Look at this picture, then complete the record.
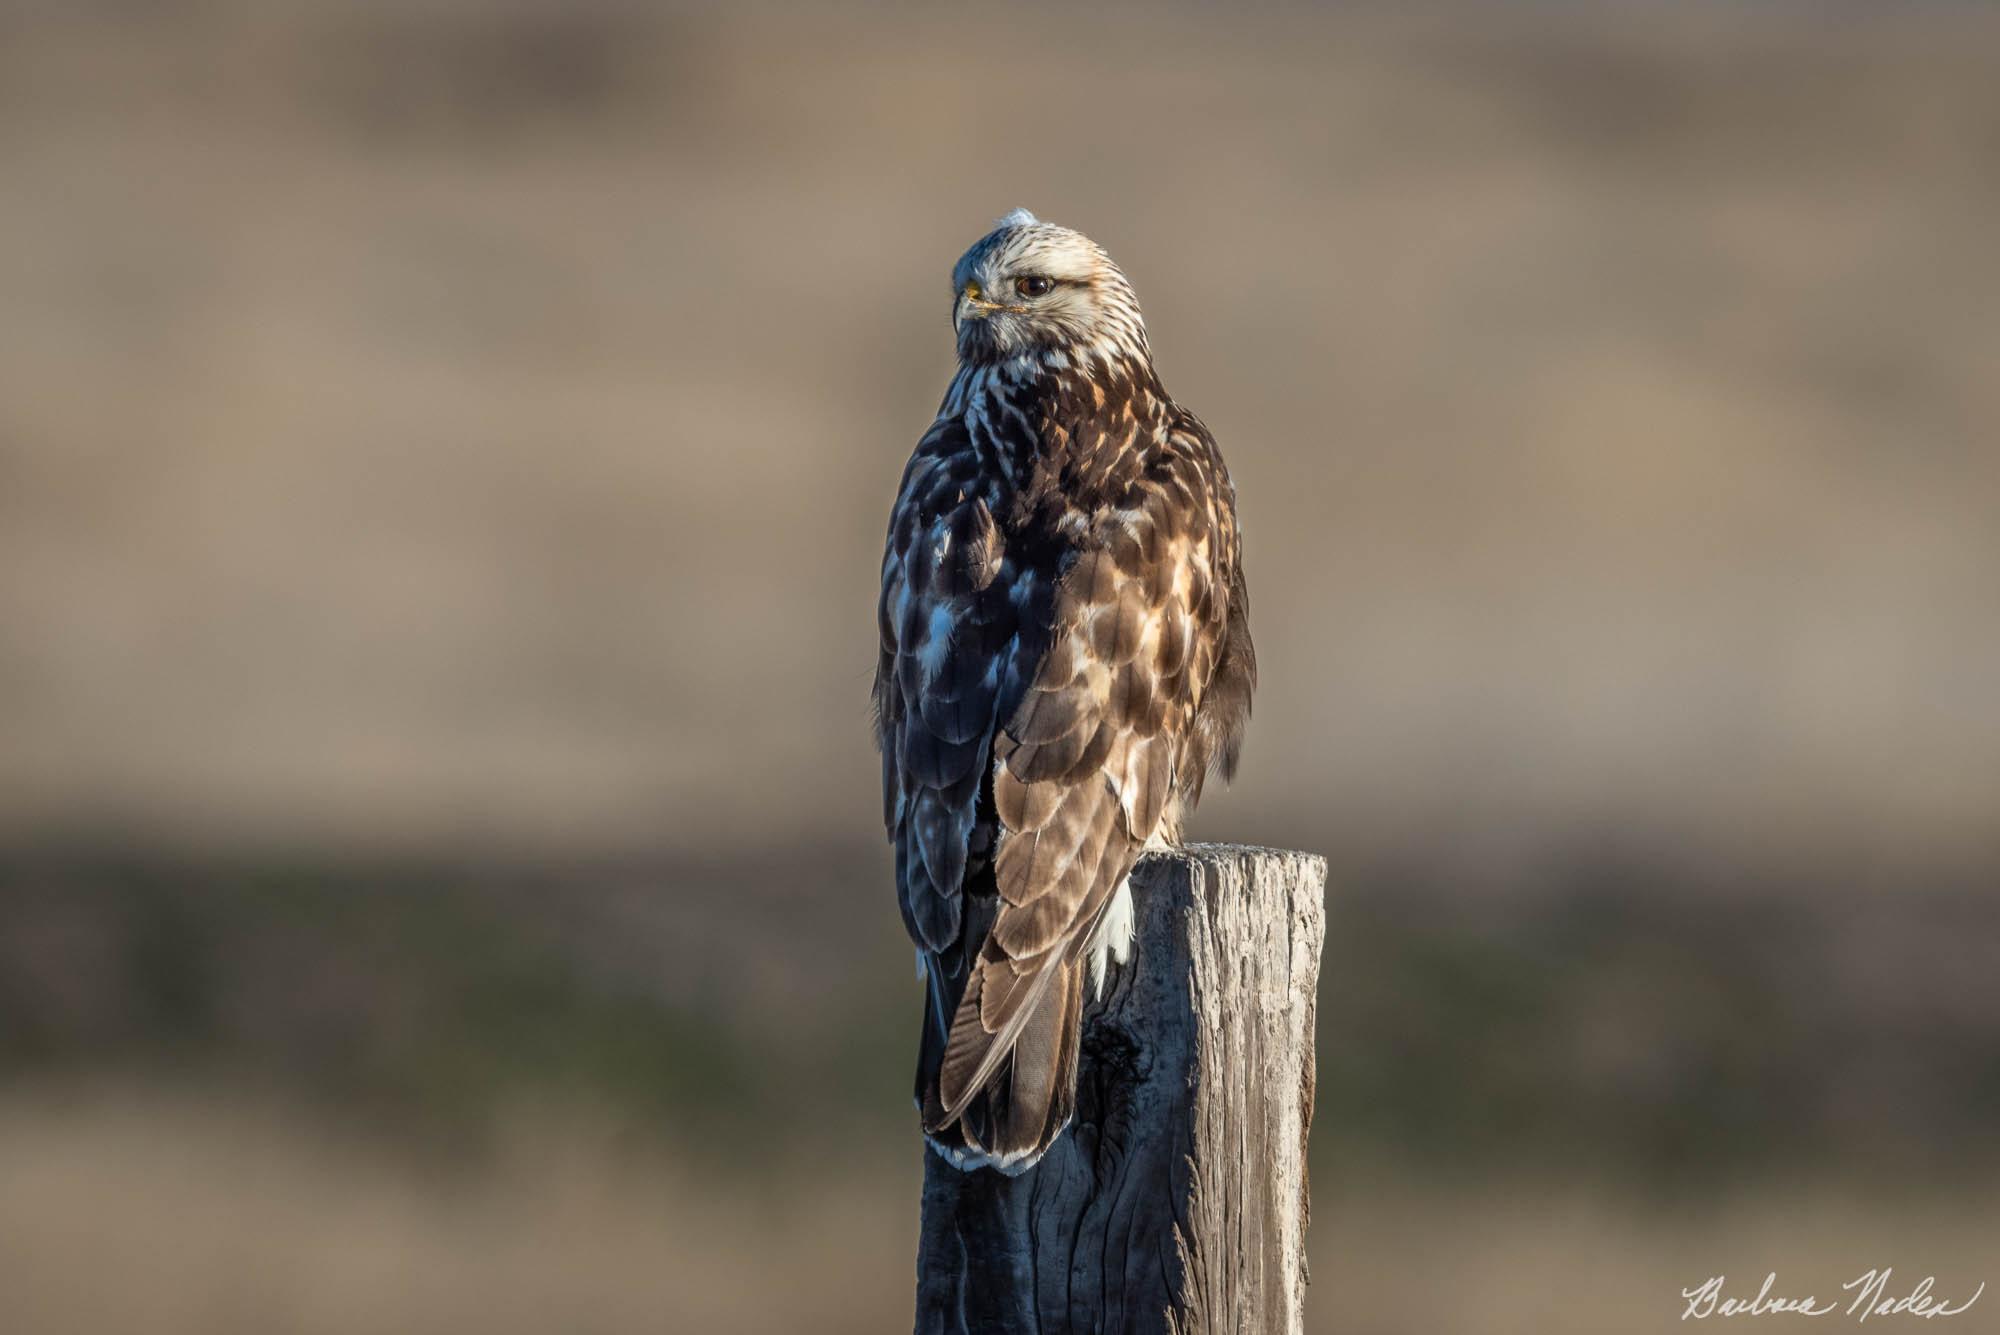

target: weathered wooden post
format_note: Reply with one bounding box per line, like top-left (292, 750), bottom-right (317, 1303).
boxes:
top-left (915, 843), bottom-right (1327, 1335)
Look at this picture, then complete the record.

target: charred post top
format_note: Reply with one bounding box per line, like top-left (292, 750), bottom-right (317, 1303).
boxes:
top-left (914, 844), bottom-right (1327, 1335)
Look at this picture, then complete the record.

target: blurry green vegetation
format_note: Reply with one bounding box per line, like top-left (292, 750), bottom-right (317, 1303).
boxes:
top-left (0, 854), bottom-right (774, 1154)
top-left (5, 847), bottom-right (1994, 1193)
top-left (1319, 873), bottom-right (2000, 1192)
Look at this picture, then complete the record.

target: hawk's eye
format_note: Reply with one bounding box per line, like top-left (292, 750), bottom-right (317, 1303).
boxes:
top-left (1015, 276), bottom-right (1054, 299)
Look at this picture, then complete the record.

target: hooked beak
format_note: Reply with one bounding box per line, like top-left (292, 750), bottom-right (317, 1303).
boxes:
top-left (959, 279), bottom-right (1006, 321)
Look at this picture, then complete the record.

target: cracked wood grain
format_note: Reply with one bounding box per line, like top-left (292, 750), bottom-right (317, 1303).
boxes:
top-left (914, 844), bottom-right (1327, 1335)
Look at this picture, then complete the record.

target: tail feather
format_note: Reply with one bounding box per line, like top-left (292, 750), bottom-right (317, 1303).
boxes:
top-left (917, 856), bottom-right (1131, 1175)
top-left (919, 958), bottom-right (1084, 1175)
top-left (914, 893), bottom-right (992, 1124)
top-left (1011, 958), bottom-right (1083, 1153)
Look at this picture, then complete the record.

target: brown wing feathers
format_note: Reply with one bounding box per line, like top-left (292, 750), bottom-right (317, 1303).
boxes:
top-left (878, 371), bottom-right (1249, 1170)
top-left (933, 489), bottom-right (1209, 1142)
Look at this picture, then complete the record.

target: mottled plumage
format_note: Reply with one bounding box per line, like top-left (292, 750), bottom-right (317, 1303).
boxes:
top-left (874, 211), bottom-right (1254, 1173)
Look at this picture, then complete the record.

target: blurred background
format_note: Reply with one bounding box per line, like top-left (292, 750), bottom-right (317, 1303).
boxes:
top-left (3, 2), bottom-right (1998, 1331)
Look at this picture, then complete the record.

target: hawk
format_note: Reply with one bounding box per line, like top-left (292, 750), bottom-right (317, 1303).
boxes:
top-left (874, 210), bottom-right (1255, 1173)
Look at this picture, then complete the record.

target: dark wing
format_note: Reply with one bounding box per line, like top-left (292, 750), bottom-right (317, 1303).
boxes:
top-left (935, 423), bottom-right (1243, 1127)
top-left (873, 418), bottom-right (1042, 1006)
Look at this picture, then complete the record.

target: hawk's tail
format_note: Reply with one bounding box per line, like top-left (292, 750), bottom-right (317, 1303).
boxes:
top-left (916, 954), bottom-right (1083, 1177)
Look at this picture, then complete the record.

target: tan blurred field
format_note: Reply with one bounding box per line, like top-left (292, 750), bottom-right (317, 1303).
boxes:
top-left (3, 1087), bottom-right (1994, 1335)
top-left (4, 2), bottom-right (1998, 878)
top-left (3, 4), bottom-right (1998, 1332)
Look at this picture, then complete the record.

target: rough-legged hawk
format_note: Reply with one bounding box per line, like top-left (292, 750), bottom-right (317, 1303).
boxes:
top-left (874, 210), bottom-right (1255, 1173)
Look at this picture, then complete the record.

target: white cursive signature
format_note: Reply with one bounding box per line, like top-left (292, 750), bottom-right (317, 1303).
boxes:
top-left (1682, 1270), bottom-right (1985, 1322)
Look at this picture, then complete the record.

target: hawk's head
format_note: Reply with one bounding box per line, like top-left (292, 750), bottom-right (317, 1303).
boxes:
top-left (950, 210), bottom-right (1149, 368)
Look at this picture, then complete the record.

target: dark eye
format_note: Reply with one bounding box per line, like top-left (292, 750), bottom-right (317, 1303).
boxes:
top-left (1015, 276), bottom-right (1054, 298)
